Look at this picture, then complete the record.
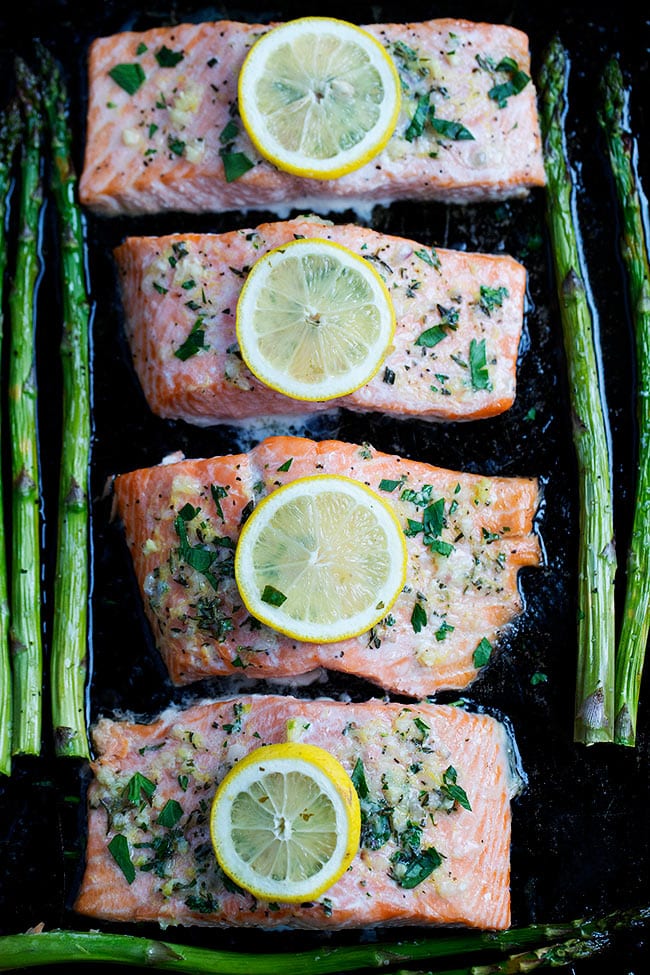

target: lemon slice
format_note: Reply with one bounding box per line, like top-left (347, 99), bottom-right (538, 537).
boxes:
top-left (236, 238), bottom-right (395, 402)
top-left (234, 474), bottom-right (407, 642)
top-left (238, 16), bottom-right (401, 179)
top-left (210, 742), bottom-right (361, 903)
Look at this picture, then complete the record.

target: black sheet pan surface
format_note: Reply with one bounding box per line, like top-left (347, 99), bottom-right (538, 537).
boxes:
top-left (0, 2), bottom-right (648, 973)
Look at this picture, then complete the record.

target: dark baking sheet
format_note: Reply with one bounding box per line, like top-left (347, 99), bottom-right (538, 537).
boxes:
top-left (0, 2), bottom-right (649, 973)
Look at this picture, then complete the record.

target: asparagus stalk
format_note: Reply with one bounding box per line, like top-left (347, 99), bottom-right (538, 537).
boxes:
top-left (0, 99), bottom-right (21, 776)
top-left (8, 58), bottom-right (45, 757)
top-left (598, 57), bottom-right (650, 747)
top-left (0, 905), bottom-right (646, 973)
top-left (538, 37), bottom-right (617, 744)
top-left (38, 43), bottom-right (92, 759)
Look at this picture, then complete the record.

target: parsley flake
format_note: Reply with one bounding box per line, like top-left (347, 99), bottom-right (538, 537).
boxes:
top-left (108, 63), bottom-right (145, 95)
top-left (405, 93), bottom-right (430, 142)
top-left (157, 799), bottom-right (183, 828)
top-left (488, 57), bottom-right (531, 108)
top-left (469, 338), bottom-right (491, 391)
top-left (411, 601), bottom-right (427, 633)
top-left (261, 585), bottom-right (287, 607)
top-left (220, 149), bottom-right (254, 183)
top-left (174, 319), bottom-right (206, 361)
top-left (473, 636), bottom-right (493, 668)
top-left (155, 46), bottom-right (184, 68)
top-left (479, 284), bottom-right (509, 316)
top-left (108, 834), bottom-right (135, 884)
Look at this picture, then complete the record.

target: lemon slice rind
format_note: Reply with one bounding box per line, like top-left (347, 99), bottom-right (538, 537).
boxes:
top-left (234, 474), bottom-right (407, 643)
top-left (238, 16), bottom-right (401, 180)
top-left (236, 237), bottom-right (396, 402)
top-left (210, 742), bottom-right (361, 903)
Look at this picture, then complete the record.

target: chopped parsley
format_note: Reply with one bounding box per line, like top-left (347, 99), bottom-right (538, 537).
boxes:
top-left (435, 620), bottom-right (455, 641)
top-left (108, 834), bottom-right (135, 884)
top-left (174, 319), bottom-right (206, 360)
top-left (220, 149), bottom-right (255, 183)
top-left (276, 458), bottom-right (293, 472)
top-left (441, 765), bottom-right (472, 811)
top-left (401, 484), bottom-right (434, 506)
top-left (469, 338), bottom-right (491, 391)
top-left (411, 601), bottom-right (427, 633)
top-left (416, 305), bottom-right (459, 348)
top-left (423, 497), bottom-right (445, 538)
top-left (429, 538), bottom-right (454, 557)
top-left (351, 759), bottom-right (392, 850)
top-left (125, 771), bottom-right (156, 806)
top-left (174, 509), bottom-right (221, 588)
top-left (185, 891), bottom-right (219, 913)
top-left (430, 112), bottom-right (474, 141)
top-left (479, 284), bottom-right (509, 316)
top-left (261, 585), bottom-right (286, 607)
top-left (473, 636), bottom-right (493, 668)
top-left (168, 136), bottom-right (186, 157)
top-left (404, 91), bottom-right (474, 142)
top-left (210, 484), bottom-right (229, 521)
top-left (223, 702), bottom-right (245, 734)
top-left (390, 823), bottom-right (443, 889)
top-left (488, 57), bottom-right (531, 108)
top-left (414, 248), bottom-right (440, 269)
top-left (192, 596), bottom-right (235, 641)
top-left (415, 324), bottom-right (447, 348)
top-left (378, 477), bottom-right (405, 493)
top-left (219, 119), bottom-right (240, 144)
top-left (155, 46), bottom-right (184, 68)
top-left (157, 799), bottom-right (183, 828)
top-left (108, 63), bottom-right (146, 95)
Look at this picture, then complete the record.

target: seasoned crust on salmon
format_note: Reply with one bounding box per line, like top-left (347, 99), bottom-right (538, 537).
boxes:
top-left (74, 695), bottom-right (521, 930)
top-left (114, 218), bottom-right (528, 426)
top-left (80, 18), bottom-right (545, 216)
top-left (111, 435), bottom-right (542, 695)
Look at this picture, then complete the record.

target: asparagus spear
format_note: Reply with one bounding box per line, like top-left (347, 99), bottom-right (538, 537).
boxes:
top-left (538, 37), bottom-right (617, 744)
top-left (38, 43), bottom-right (92, 760)
top-left (8, 58), bottom-right (45, 757)
top-left (0, 99), bottom-right (21, 776)
top-left (598, 57), bottom-right (650, 747)
top-left (0, 904), bottom-right (647, 973)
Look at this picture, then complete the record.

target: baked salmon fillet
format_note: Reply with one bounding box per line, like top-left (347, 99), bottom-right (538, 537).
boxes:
top-left (74, 694), bottom-right (521, 930)
top-left (79, 18), bottom-right (545, 216)
top-left (111, 435), bottom-right (542, 695)
top-left (114, 217), bottom-right (528, 426)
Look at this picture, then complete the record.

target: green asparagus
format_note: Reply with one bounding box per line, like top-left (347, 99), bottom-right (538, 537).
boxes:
top-left (8, 59), bottom-right (45, 757)
top-left (0, 99), bottom-right (21, 776)
top-left (538, 37), bottom-right (617, 744)
top-left (0, 905), bottom-right (646, 973)
top-left (38, 43), bottom-right (92, 759)
top-left (598, 57), bottom-right (650, 747)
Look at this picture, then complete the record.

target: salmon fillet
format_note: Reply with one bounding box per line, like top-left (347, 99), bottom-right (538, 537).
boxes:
top-left (74, 694), bottom-right (521, 930)
top-left (111, 435), bottom-right (542, 695)
top-left (79, 18), bottom-right (545, 216)
top-left (114, 217), bottom-right (527, 426)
